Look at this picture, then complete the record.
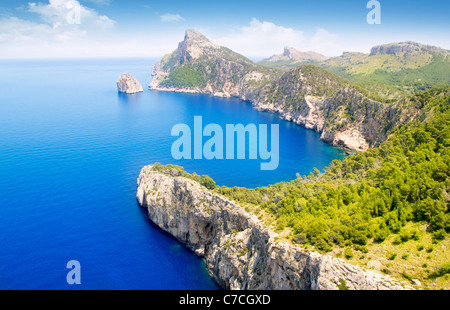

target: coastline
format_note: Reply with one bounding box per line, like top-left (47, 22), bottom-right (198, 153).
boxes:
top-left (136, 165), bottom-right (411, 290)
top-left (148, 84), bottom-right (368, 153)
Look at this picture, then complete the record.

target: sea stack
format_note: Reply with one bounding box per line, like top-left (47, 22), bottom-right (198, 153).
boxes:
top-left (117, 73), bottom-right (143, 94)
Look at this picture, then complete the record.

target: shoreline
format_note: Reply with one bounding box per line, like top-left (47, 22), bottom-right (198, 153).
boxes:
top-left (148, 85), bottom-right (363, 153)
top-left (136, 165), bottom-right (411, 290)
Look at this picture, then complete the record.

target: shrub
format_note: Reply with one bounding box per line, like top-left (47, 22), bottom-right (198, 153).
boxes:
top-left (200, 175), bottom-right (216, 190)
top-left (393, 236), bottom-right (402, 245)
top-left (387, 252), bottom-right (397, 260)
top-left (432, 229), bottom-right (446, 242)
top-left (354, 245), bottom-right (368, 253)
top-left (429, 263), bottom-right (450, 278)
top-left (344, 248), bottom-right (354, 259)
top-left (374, 229), bottom-right (389, 242)
top-left (411, 230), bottom-right (421, 241)
top-left (337, 278), bottom-right (348, 290)
top-left (400, 230), bottom-right (411, 242)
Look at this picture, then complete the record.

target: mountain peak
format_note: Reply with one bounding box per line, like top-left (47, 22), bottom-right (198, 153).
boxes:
top-left (176, 29), bottom-right (218, 61)
top-left (264, 47), bottom-right (328, 63)
top-left (184, 29), bottom-right (210, 44)
top-left (370, 41), bottom-right (449, 57)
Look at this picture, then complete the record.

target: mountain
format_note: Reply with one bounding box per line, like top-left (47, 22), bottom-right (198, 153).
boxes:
top-left (150, 29), bottom-right (280, 100)
top-left (322, 42), bottom-right (450, 98)
top-left (136, 164), bottom-right (409, 290)
top-left (146, 30), bottom-right (450, 290)
top-left (150, 30), bottom-right (445, 152)
top-left (259, 47), bottom-right (329, 69)
top-left (256, 41), bottom-right (450, 100)
top-left (139, 86), bottom-right (450, 290)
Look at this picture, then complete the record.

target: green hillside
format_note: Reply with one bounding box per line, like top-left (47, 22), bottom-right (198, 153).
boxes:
top-left (258, 42), bottom-right (450, 100)
top-left (217, 87), bottom-right (450, 289)
top-left (160, 87), bottom-right (449, 289)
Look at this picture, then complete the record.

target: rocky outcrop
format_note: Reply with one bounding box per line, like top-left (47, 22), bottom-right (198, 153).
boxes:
top-left (137, 166), bottom-right (410, 290)
top-left (117, 73), bottom-right (143, 94)
top-left (149, 30), bottom-right (404, 152)
top-left (149, 29), bottom-right (276, 100)
top-left (370, 41), bottom-right (450, 57)
top-left (149, 30), bottom-right (429, 152)
top-left (264, 47), bottom-right (329, 63)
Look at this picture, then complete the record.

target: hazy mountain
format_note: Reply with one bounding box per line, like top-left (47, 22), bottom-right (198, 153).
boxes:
top-left (259, 47), bottom-right (329, 69)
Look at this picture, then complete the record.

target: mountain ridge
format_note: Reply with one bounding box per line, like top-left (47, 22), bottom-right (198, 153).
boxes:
top-left (259, 41), bottom-right (450, 99)
top-left (260, 47), bottom-right (329, 68)
top-left (149, 30), bottom-right (423, 152)
top-left (149, 30), bottom-right (449, 151)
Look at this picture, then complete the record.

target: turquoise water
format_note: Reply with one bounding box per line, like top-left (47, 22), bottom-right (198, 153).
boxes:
top-left (0, 58), bottom-right (346, 289)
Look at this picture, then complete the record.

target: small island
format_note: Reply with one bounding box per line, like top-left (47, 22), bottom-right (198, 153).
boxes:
top-left (117, 73), bottom-right (143, 94)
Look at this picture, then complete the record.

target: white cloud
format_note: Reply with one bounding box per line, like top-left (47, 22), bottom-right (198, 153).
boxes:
top-left (0, 14), bottom-right (182, 58)
top-left (84, 0), bottom-right (111, 7)
top-left (0, 0), bottom-right (125, 58)
top-left (215, 18), bottom-right (304, 58)
top-left (308, 28), bottom-right (339, 56)
top-left (27, 0), bottom-right (115, 29)
top-left (160, 14), bottom-right (185, 22)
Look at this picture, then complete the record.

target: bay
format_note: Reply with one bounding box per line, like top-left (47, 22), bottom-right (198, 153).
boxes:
top-left (0, 58), bottom-right (345, 289)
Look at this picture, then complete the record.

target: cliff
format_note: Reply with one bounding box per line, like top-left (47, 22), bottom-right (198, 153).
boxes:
top-left (117, 73), bottom-right (143, 94)
top-left (261, 47), bottom-right (329, 65)
top-left (149, 30), bottom-right (424, 152)
top-left (136, 165), bottom-right (410, 290)
top-left (369, 41), bottom-right (450, 57)
top-left (150, 29), bottom-right (278, 100)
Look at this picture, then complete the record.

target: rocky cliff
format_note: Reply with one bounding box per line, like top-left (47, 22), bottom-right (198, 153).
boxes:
top-left (263, 47), bottom-right (329, 63)
top-left (149, 30), bottom-right (423, 152)
top-left (370, 41), bottom-right (450, 57)
top-left (150, 29), bottom-right (278, 100)
top-left (117, 73), bottom-right (143, 94)
top-left (136, 165), bottom-right (409, 290)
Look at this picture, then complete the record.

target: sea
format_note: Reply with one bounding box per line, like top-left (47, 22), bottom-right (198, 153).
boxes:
top-left (0, 58), bottom-right (346, 289)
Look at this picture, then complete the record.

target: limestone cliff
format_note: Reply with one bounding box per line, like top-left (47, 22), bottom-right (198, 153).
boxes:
top-left (117, 73), bottom-right (143, 94)
top-left (262, 47), bottom-right (329, 64)
top-left (369, 41), bottom-right (450, 57)
top-left (149, 30), bottom-right (422, 152)
top-left (136, 165), bottom-right (410, 290)
top-left (150, 29), bottom-right (278, 100)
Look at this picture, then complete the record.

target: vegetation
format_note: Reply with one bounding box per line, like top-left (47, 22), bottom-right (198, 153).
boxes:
top-left (429, 263), bottom-right (450, 279)
top-left (151, 163), bottom-right (216, 190)
top-left (214, 87), bottom-right (449, 250)
top-left (160, 64), bottom-right (207, 88)
top-left (150, 87), bottom-right (449, 288)
top-left (259, 47), bottom-right (450, 101)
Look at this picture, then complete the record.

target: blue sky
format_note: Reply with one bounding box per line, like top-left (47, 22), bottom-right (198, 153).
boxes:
top-left (0, 0), bottom-right (449, 59)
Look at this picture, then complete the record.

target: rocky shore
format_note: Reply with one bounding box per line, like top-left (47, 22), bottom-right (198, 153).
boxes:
top-left (136, 165), bottom-right (410, 290)
top-left (148, 30), bottom-right (408, 152)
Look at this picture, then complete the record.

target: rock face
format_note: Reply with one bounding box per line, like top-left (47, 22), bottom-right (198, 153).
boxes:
top-left (136, 166), bottom-right (409, 290)
top-left (264, 47), bottom-right (329, 63)
top-left (151, 31), bottom-right (446, 152)
top-left (370, 41), bottom-right (450, 57)
top-left (149, 29), bottom-right (276, 100)
top-left (149, 30), bottom-right (423, 152)
top-left (117, 73), bottom-right (143, 94)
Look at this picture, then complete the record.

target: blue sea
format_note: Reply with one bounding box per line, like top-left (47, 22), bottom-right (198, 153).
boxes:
top-left (0, 58), bottom-right (346, 289)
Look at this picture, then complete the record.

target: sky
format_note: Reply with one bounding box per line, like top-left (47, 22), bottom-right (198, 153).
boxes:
top-left (0, 0), bottom-right (449, 59)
